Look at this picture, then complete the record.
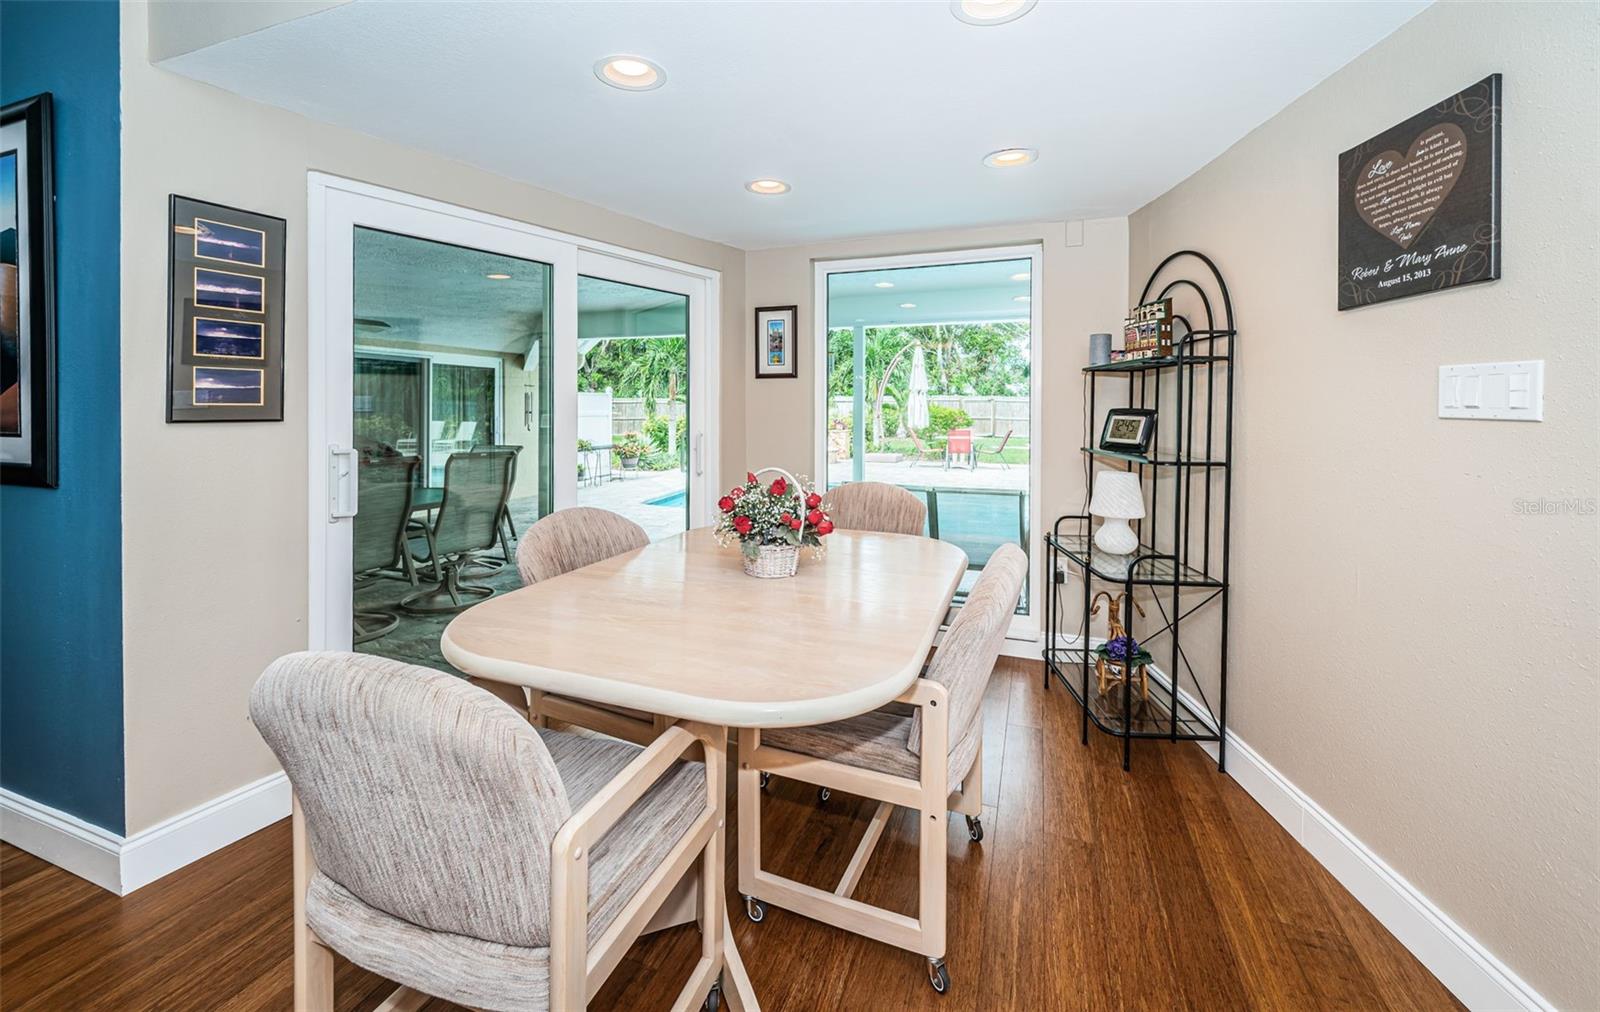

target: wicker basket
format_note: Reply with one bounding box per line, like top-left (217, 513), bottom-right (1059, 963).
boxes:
top-left (743, 543), bottom-right (800, 579)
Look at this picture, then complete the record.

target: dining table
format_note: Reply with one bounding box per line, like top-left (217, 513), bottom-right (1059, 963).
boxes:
top-left (440, 526), bottom-right (968, 1011)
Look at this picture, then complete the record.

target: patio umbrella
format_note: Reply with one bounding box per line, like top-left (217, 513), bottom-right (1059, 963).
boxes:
top-left (907, 345), bottom-right (930, 432)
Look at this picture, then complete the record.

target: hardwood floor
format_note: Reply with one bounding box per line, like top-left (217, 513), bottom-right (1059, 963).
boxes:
top-left (0, 659), bottom-right (1460, 1011)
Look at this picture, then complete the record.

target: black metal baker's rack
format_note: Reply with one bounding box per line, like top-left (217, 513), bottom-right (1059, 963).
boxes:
top-left (1045, 250), bottom-right (1234, 771)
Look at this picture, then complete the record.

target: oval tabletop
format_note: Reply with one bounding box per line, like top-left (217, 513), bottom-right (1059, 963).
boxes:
top-left (441, 528), bottom-right (968, 728)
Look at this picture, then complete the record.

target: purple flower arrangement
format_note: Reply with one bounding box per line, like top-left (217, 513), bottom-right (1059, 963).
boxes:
top-left (1101, 635), bottom-right (1140, 662)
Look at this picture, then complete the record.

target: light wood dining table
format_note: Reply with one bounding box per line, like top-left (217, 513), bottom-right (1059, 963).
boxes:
top-left (441, 526), bottom-right (968, 1011)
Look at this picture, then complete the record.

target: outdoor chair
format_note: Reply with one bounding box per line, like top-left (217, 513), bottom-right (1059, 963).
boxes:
top-left (462, 442), bottom-right (525, 574)
top-left (401, 448), bottom-right (514, 613)
top-left (352, 456), bottom-right (419, 643)
top-left (737, 544), bottom-right (1027, 995)
top-left (977, 429), bottom-right (1015, 470)
top-left (944, 428), bottom-right (976, 470)
top-left (908, 429), bottom-right (945, 467)
top-left (826, 481), bottom-right (928, 537)
top-left (250, 652), bottom-right (725, 1012)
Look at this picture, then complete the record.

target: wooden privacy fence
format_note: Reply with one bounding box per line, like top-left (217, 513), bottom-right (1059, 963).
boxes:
top-left (610, 397), bottom-right (684, 437)
top-left (828, 396), bottom-right (1029, 438)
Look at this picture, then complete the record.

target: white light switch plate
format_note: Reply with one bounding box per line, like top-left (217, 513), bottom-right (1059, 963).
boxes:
top-left (1439, 360), bottom-right (1544, 421)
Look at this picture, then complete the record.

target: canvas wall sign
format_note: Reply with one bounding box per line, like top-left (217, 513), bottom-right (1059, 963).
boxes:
top-left (1337, 74), bottom-right (1502, 310)
top-left (1, 93), bottom-right (57, 487)
top-left (167, 195), bottom-right (286, 421)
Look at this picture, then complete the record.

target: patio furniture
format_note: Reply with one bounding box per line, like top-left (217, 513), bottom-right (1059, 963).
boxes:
top-left (944, 428), bottom-right (976, 471)
top-left (249, 652), bottom-right (725, 1012)
top-left (352, 456), bottom-right (419, 643)
top-left (738, 543), bottom-right (1027, 995)
top-left (401, 449), bottom-right (514, 613)
top-left (514, 508), bottom-right (661, 744)
top-left (464, 442), bottom-right (524, 572)
top-left (827, 481), bottom-right (927, 537)
top-left (908, 429), bottom-right (945, 468)
top-left (977, 429), bottom-right (1014, 470)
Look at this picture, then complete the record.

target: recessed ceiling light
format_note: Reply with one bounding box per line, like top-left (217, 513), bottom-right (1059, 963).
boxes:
top-left (1013, 295), bottom-right (1031, 303)
top-left (745, 178), bottom-right (791, 195)
top-left (1010, 272), bottom-right (1030, 281)
top-left (874, 281), bottom-right (895, 288)
top-left (899, 303), bottom-right (917, 309)
top-left (486, 273), bottom-right (512, 280)
top-left (594, 55), bottom-right (665, 91)
top-left (950, 0), bottom-right (1037, 25)
top-left (984, 147), bottom-right (1037, 168)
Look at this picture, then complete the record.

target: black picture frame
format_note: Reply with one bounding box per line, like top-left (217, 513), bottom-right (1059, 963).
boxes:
top-left (166, 195), bottom-right (286, 421)
top-left (1, 93), bottom-right (58, 488)
top-left (1337, 74), bottom-right (1502, 310)
top-left (753, 305), bottom-right (798, 379)
top-left (1098, 408), bottom-right (1156, 456)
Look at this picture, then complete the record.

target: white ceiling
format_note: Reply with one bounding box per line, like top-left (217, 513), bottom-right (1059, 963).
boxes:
top-left (164, 1), bottom-right (1428, 250)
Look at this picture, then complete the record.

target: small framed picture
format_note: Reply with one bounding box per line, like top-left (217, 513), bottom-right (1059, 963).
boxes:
top-left (167, 195), bottom-right (286, 422)
top-left (1098, 408), bottom-right (1157, 456)
top-left (754, 305), bottom-right (797, 379)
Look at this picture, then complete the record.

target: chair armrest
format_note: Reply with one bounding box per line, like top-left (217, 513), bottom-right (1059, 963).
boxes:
top-left (893, 678), bottom-right (950, 799)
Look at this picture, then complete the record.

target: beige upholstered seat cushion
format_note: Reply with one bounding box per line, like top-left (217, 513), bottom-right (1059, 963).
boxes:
top-left (536, 728), bottom-right (706, 944)
top-left (826, 481), bottom-right (928, 537)
top-left (761, 707), bottom-right (981, 787)
top-left (307, 874), bottom-right (552, 1012)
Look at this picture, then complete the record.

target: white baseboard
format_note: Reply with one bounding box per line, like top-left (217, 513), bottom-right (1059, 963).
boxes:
top-left (1020, 633), bottom-right (1552, 1012)
top-left (1, 772), bottom-right (290, 896)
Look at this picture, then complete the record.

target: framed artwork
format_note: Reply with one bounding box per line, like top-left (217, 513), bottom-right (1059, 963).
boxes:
top-left (1337, 74), bottom-right (1502, 310)
top-left (1, 93), bottom-right (57, 487)
top-left (754, 305), bottom-right (798, 379)
top-left (167, 195), bottom-right (286, 421)
top-left (1098, 408), bottom-right (1156, 456)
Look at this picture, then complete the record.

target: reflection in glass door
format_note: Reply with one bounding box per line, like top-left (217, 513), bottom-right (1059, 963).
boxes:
top-left (575, 274), bottom-right (690, 540)
top-left (349, 226), bottom-right (552, 670)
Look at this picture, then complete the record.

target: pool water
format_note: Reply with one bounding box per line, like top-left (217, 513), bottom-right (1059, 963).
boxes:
top-left (644, 489), bottom-right (687, 508)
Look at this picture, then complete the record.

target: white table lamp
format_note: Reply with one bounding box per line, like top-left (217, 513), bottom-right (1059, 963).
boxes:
top-left (1089, 471), bottom-right (1145, 555)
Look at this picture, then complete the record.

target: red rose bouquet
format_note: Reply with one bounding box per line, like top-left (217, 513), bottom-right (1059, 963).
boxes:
top-left (715, 467), bottom-right (834, 576)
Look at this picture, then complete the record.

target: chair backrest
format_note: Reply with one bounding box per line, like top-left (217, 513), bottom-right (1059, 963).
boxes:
top-left (946, 428), bottom-right (973, 454)
top-left (353, 456), bottom-right (417, 574)
top-left (431, 449), bottom-right (515, 554)
top-left (909, 542), bottom-right (1028, 756)
top-left (249, 652), bottom-right (571, 948)
top-left (455, 420), bottom-right (478, 443)
top-left (517, 506), bottom-right (649, 585)
top-left (993, 429), bottom-right (1014, 452)
top-left (430, 420), bottom-right (446, 441)
top-left (827, 481), bottom-right (927, 537)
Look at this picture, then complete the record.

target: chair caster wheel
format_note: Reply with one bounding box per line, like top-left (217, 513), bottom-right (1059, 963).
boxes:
top-left (744, 895), bottom-right (766, 923)
top-left (966, 815), bottom-right (984, 842)
top-left (703, 976), bottom-right (722, 1011)
top-left (817, 786), bottom-right (831, 803)
top-left (927, 957), bottom-right (950, 994)
top-left (759, 771), bottom-right (771, 791)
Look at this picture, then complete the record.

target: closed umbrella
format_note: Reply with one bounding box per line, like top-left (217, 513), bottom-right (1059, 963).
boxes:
top-left (907, 345), bottom-right (930, 432)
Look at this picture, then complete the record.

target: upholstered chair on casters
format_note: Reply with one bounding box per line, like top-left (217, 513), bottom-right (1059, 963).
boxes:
top-left (250, 652), bottom-right (727, 1012)
top-left (825, 481), bottom-right (928, 537)
top-left (508, 507), bottom-right (666, 744)
top-left (736, 543), bottom-right (1027, 995)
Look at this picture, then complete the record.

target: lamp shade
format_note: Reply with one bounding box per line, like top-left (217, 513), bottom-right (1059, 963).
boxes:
top-left (1088, 471), bottom-right (1145, 520)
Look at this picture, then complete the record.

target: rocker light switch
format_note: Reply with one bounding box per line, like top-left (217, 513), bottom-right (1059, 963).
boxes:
top-left (1438, 361), bottom-right (1544, 421)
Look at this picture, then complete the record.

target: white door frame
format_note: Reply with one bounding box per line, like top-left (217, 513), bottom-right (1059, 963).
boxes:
top-left (811, 243), bottom-right (1044, 640)
top-left (307, 173), bottom-right (721, 651)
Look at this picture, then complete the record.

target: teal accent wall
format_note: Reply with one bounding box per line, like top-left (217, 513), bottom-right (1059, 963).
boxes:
top-left (0, 0), bottom-right (124, 833)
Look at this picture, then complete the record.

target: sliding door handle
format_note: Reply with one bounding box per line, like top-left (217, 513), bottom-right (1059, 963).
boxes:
top-left (329, 445), bottom-right (359, 522)
top-left (694, 433), bottom-right (705, 476)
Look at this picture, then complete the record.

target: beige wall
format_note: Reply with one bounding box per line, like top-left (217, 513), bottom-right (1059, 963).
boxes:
top-left (742, 218), bottom-right (1130, 566)
top-left (118, 1), bottom-right (746, 833)
top-left (1128, 2), bottom-right (1598, 1006)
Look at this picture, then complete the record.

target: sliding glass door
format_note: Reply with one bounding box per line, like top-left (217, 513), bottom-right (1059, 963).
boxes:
top-left (818, 248), bottom-right (1041, 623)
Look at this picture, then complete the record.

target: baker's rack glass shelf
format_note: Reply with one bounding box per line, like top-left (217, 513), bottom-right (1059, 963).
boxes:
top-left (1045, 250), bottom-right (1235, 772)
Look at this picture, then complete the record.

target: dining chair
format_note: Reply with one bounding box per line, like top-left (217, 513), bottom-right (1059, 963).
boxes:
top-left (250, 652), bottom-right (726, 1012)
top-left (352, 455), bottom-right (419, 643)
top-left (736, 542), bottom-right (1027, 995)
top-left (509, 507), bottom-right (664, 745)
top-left (402, 448), bottom-right (514, 613)
top-left (944, 428), bottom-right (975, 470)
top-left (907, 429), bottom-right (945, 468)
top-left (976, 428), bottom-right (1014, 470)
top-left (826, 481), bottom-right (928, 537)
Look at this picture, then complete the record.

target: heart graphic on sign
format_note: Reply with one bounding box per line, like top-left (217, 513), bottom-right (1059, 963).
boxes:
top-left (1353, 123), bottom-right (1467, 250)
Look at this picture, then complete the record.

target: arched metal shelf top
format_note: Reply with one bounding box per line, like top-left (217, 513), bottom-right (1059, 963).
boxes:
top-left (1137, 249), bottom-right (1234, 336)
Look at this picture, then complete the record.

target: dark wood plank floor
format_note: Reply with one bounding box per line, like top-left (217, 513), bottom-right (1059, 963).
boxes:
top-left (0, 659), bottom-right (1460, 1011)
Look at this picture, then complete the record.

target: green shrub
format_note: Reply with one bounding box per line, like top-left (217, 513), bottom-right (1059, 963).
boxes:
top-left (640, 451), bottom-right (679, 471)
top-left (923, 405), bottom-right (973, 438)
top-left (615, 433), bottom-right (648, 459)
top-left (642, 414), bottom-right (688, 453)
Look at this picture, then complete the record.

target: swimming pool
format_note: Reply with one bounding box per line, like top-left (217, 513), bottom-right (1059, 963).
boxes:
top-left (644, 489), bottom-right (687, 508)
